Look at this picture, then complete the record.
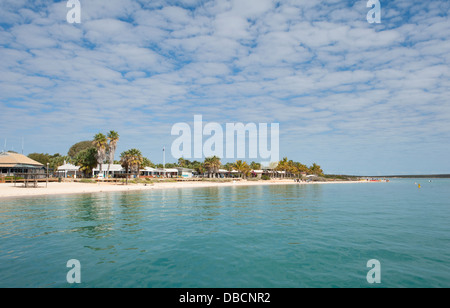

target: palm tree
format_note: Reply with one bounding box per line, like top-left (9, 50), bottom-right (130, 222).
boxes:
top-left (120, 151), bottom-right (131, 184)
top-left (250, 161), bottom-right (261, 170)
top-left (93, 133), bottom-right (108, 176)
top-left (234, 160), bottom-right (251, 179)
top-left (178, 157), bottom-right (186, 167)
top-left (120, 149), bottom-right (144, 183)
top-left (106, 131), bottom-right (119, 178)
top-left (204, 156), bottom-right (221, 178)
top-left (193, 161), bottom-right (206, 177)
top-left (204, 157), bottom-right (213, 178)
top-left (128, 149), bottom-right (143, 178)
top-left (310, 163), bottom-right (324, 176)
top-left (223, 162), bottom-right (234, 172)
top-left (293, 162), bottom-right (309, 178)
top-left (287, 159), bottom-right (296, 178)
top-left (141, 157), bottom-right (154, 168)
top-left (120, 151), bottom-right (130, 178)
top-left (275, 157), bottom-right (289, 178)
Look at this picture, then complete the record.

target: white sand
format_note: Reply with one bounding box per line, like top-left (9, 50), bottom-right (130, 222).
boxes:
top-left (0, 179), bottom-right (368, 199)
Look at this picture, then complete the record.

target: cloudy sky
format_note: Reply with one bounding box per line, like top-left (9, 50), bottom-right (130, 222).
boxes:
top-left (0, 0), bottom-right (449, 175)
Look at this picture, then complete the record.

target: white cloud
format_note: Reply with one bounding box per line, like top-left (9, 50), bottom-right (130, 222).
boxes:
top-left (0, 0), bottom-right (449, 174)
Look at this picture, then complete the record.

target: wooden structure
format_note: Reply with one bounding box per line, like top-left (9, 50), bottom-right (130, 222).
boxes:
top-left (14, 171), bottom-right (48, 188)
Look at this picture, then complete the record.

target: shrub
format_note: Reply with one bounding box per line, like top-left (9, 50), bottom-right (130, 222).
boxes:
top-left (80, 179), bottom-right (96, 183)
top-left (261, 175), bottom-right (270, 180)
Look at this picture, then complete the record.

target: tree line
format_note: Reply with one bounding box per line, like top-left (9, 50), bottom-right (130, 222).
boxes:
top-left (28, 131), bottom-right (153, 177)
top-left (175, 156), bottom-right (323, 179)
top-left (28, 133), bottom-right (324, 178)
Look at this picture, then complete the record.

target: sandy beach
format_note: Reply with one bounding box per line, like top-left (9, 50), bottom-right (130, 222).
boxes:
top-left (0, 179), bottom-right (368, 199)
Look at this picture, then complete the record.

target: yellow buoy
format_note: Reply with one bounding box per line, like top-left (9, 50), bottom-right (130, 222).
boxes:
top-left (418, 184), bottom-right (421, 189)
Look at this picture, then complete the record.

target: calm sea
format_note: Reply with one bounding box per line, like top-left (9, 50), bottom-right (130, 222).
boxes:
top-left (0, 179), bottom-right (449, 288)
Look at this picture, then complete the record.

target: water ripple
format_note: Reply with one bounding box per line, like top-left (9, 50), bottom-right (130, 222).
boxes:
top-left (1, 180), bottom-right (450, 287)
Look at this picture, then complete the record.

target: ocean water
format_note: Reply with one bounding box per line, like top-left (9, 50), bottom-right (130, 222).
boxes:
top-left (0, 179), bottom-right (449, 288)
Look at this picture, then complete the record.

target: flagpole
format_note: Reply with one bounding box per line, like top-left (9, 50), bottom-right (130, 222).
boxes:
top-left (163, 146), bottom-right (165, 178)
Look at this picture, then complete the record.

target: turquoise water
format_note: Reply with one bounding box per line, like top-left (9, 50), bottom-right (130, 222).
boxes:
top-left (0, 179), bottom-right (449, 288)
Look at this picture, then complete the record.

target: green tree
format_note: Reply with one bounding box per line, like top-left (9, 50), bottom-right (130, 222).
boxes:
top-left (309, 163), bottom-right (324, 176)
top-left (177, 157), bottom-right (186, 167)
top-left (120, 149), bottom-right (144, 180)
top-left (233, 160), bottom-right (251, 179)
top-left (185, 160), bottom-right (200, 170)
top-left (275, 157), bottom-right (289, 178)
top-left (141, 157), bottom-right (155, 168)
top-left (74, 148), bottom-right (97, 177)
top-left (204, 156), bottom-right (221, 178)
top-left (49, 154), bottom-right (71, 171)
top-left (28, 153), bottom-right (51, 165)
top-left (250, 161), bottom-right (261, 170)
top-left (287, 159), bottom-right (296, 178)
top-left (68, 141), bottom-right (94, 159)
top-left (188, 161), bottom-right (205, 176)
top-left (28, 153), bottom-right (64, 169)
top-left (222, 162), bottom-right (234, 172)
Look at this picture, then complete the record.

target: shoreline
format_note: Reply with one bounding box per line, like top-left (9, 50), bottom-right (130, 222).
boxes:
top-left (0, 179), bottom-right (371, 200)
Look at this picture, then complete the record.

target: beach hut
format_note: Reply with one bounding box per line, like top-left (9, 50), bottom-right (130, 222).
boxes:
top-left (0, 152), bottom-right (44, 176)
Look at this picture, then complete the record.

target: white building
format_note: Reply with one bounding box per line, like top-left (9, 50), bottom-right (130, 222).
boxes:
top-left (93, 164), bottom-right (125, 178)
top-left (140, 167), bottom-right (183, 178)
top-left (57, 163), bottom-right (80, 178)
top-left (141, 167), bottom-right (157, 177)
top-left (154, 168), bottom-right (179, 177)
top-left (176, 167), bottom-right (194, 178)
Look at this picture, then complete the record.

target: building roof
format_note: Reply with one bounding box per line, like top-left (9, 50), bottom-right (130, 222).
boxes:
top-left (142, 167), bottom-right (156, 172)
top-left (152, 168), bottom-right (179, 173)
top-left (93, 164), bottom-right (124, 172)
top-left (57, 163), bottom-right (80, 171)
top-left (0, 152), bottom-right (44, 168)
top-left (176, 167), bottom-right (194, 172)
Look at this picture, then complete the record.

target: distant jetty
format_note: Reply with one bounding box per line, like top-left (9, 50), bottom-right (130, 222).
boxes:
top-left (354, 174), bottom-right (450, 179)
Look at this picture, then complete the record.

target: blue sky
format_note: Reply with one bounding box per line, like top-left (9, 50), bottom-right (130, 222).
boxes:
top-left (0, 0), bottom-right (449, 175)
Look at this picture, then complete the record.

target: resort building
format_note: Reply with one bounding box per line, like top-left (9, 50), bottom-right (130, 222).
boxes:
top-left (153, 168), bottom-right (179, 178)
top-left (140, 167), bottom-right (193, 178)
top-left (175, 167), bottom-right (194, 178)
top-left (93, 164), bottom-right (126, 178)
top-left (141, 167), bottom-right (157, 177)
top-left (0, 152), bottom-right (44, 176)
top-left (56, 163), bottom-right (80, 178)
top-left (215, 169), bottom-right (241, 178)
